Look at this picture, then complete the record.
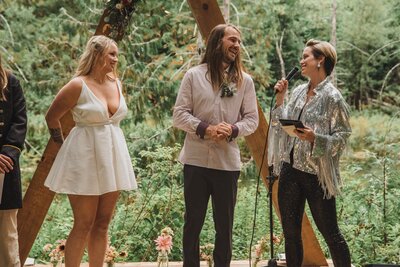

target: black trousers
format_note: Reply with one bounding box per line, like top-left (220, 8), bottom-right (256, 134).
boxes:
top-left (278, 162), bottom-right (351, 267)
top-left (183, 164), bottom-right (240, 267)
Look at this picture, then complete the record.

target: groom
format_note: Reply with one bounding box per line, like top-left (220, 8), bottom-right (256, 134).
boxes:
top-left (173, 23), bottom-right (259, 267)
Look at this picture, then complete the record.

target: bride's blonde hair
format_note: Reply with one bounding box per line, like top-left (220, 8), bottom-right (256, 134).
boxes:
top-left (75, 35), bottom-right (117, 78)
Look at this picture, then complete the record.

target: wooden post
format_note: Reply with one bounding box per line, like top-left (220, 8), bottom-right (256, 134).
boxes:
top-left (17, 116), bottom-right (73, 263)
top-left (187, 0), bottom-right (327, 265)
top-left (17, 2), bottom-right (138, 263)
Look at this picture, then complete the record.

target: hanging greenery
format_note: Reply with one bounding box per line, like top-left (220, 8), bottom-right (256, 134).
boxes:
top-left (100, 0), bottom-right (142, 40)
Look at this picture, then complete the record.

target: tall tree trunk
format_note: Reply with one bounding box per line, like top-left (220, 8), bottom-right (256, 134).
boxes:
top-left (276, 31), bottom-right (290, 102)
top-left (275, 30), bottom-right (286, 79)
top-left (331, 0), bottom-right (337, 87)
top-left (223, 0), bottom-right (230, 23)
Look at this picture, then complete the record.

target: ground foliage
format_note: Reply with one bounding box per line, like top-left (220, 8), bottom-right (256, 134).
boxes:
top-left (1, 0), bottom-right (400, 266)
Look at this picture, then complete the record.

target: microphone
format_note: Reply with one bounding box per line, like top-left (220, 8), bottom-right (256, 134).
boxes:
top-left (285, 66), bottom-right (299, 82)
top-left (274, 67), bottom-right (299, 94)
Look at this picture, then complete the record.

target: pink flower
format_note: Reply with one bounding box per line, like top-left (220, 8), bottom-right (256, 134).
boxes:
top-left (154, 235), bottom-right (173, 253)
top-left (255, 244), bottom-right (264, 257)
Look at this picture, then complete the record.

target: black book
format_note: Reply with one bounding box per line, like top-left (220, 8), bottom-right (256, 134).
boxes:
top-left (279, 119), bottom-right (305, 137)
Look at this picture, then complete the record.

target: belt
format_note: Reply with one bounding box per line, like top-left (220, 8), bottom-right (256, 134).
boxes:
top-left (75, 121), bottom-right (119, 127)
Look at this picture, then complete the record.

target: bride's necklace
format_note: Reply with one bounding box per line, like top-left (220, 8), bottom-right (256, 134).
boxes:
top-left (93, 76), bottom-right (106, 84)
top-left (93, 74), bottom-right (115, 84)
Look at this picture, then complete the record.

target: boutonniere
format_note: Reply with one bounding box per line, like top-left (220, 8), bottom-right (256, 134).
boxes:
top-left (220, 82), bottom-right (237, 97)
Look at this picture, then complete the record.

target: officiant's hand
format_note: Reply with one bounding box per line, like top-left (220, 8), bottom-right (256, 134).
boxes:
top-left (0, 154), bottom-right (13, 173)
top-left (295, 126), bottom-right (315, 143)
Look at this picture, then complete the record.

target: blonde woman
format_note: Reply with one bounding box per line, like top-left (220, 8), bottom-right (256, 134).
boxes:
top-left (0, 54), bottom-right (27, 267)
top-left (269, 39), bottom-right (351, 267)
top-left (44, 35), bottom-right (137, 266)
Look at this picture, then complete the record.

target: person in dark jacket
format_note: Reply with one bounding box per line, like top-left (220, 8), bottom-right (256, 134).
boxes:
top-left (0, 54), bottom-right (27, 267)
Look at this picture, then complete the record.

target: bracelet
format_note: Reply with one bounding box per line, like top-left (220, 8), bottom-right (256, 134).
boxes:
top-left (49, 128), bottom-right (64, 144)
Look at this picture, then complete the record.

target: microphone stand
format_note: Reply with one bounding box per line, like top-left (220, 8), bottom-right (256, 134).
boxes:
top-left (261, 68), bottom-right (298, 267)
top-left (259, 91), bottom-right (278, 267)
top-left (263, 166), bottom-right (278, 267)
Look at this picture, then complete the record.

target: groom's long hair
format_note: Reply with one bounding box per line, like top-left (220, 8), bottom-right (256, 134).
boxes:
top-left (200, 24), bottom-right (244, 91)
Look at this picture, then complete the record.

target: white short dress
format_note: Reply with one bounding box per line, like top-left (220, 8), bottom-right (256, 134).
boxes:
top-left (44, 79), bottom-right (137, 195)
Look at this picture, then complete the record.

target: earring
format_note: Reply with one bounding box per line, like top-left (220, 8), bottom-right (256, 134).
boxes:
top-left (317, 63), bottom-right (321, 69)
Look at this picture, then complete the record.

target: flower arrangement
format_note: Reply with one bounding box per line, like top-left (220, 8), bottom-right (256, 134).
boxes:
top-left (220, 71), bottom-right (238, 98)
top-left (200, 243), bottom-right (214, 267)
top-left (252, 234), bottom-right (282, 267)
top-left (104, 243), bottom-right (128, 266)
top-left (42, 239), bottom-right (66, 266)
top-left (252, 236), bottom-right (267, 266)
top-left (154, 227), bottom-right (174, 267)
top-left (102, 0), bottom-right (141, 40)
top-left (220, 82), bottom-right (237, 97)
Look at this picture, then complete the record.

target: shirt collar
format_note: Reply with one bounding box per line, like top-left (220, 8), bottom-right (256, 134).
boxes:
top-left (307, 76), bottom-right (331, 95)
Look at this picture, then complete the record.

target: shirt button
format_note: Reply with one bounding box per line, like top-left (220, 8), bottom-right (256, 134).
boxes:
top-left (0, 134), bottom-right (2, 137)
top-left (0, 122), bottom-right (4, 126)
top-left (0, 109), bottom-right (3, 113)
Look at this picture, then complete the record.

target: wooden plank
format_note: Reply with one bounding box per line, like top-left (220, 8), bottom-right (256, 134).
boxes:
top-left (17, 3), bottom-right (137, 263)
top-left (18, 114), bottom-right (74, 262)
top-left (186, 1), bottom-right (327, 265)
top-left (187, 0), bottom-right (225, 40)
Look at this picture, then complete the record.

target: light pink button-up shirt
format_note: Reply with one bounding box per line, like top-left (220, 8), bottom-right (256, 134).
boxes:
top-left (173, 64), bottom-right (259, 171)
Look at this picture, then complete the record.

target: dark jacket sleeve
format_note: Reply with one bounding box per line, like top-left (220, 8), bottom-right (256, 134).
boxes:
top-left (0, 74), bottom-right (27, 162)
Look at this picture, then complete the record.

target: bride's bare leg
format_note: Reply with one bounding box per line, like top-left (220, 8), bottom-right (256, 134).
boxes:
top-left (88, 191), bottom-right (120, 267)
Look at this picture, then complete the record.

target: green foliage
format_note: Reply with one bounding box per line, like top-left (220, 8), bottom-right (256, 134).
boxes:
top-left (337, 0), bottom-right (400, 108)
top-left (28, 195), bottom-right (73, 264)
top-left (109, 144), bottom-right (184, 261)
top-left (338, 112), bottom-right (400, 264)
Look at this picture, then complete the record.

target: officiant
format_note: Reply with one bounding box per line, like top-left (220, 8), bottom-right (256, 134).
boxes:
top-left (268, 39), bottom-right (352, 267)
top-left (0, 53), bottom-right (27, 267)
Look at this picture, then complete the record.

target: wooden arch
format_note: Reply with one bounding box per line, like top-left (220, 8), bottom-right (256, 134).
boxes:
top-left (18, 1), bottom-right (327, 266)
